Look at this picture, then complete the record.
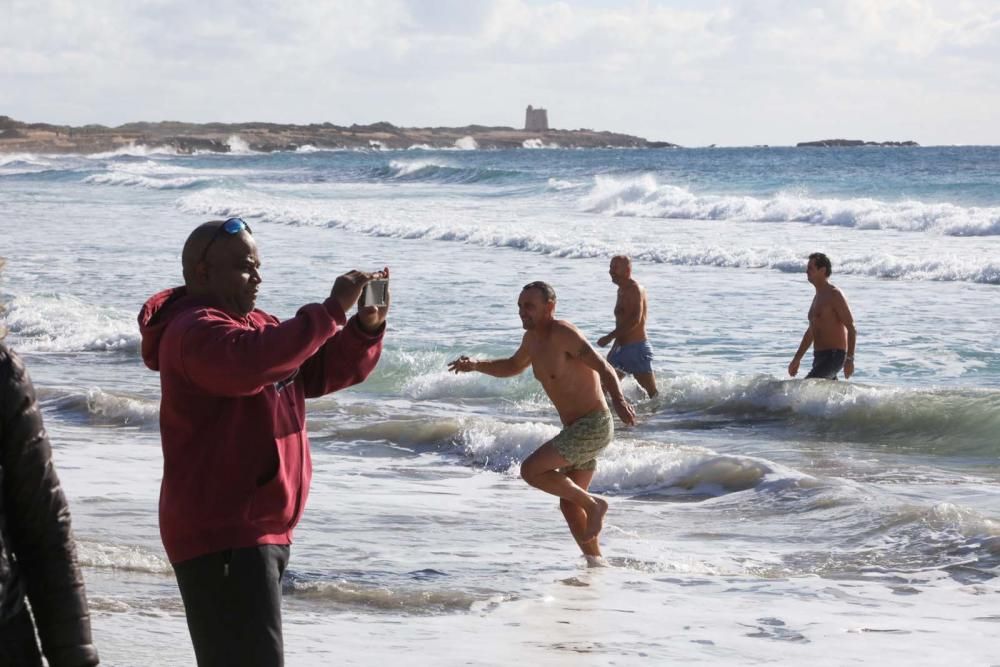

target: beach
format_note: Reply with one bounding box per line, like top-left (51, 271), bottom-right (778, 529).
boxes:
top-left (1, 144), bottom-right (998, 665)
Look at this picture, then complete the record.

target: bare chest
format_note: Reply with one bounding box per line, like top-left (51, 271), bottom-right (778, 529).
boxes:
top-left (528, 340), bottom-right (571, 383)
top-left (808, 294), bottom-right (838, 323)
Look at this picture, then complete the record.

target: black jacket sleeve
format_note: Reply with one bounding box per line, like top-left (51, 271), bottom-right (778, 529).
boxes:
top-left (0, 346), bottom-right (99, 666)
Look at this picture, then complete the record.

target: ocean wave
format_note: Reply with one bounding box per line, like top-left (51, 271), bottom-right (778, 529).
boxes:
top-left (39, 387), bottom-right (159, 427)
top-left (654, 374), bottom-right (1000, 453)
top-left (81, 159), bottom-right (254, 190)
top-left (366, 159), bottom-right (524, 184)
top-left (581, 175), bottom-right (1000, 236)
top-left (175, 188), bottom-right (1000, 284)
top-left (547, 177), bottom-right (584, 191)
top-left (454, 136), bottom-right (478, 150)
top-left (458, 417), bottom-right (781, 496)
top-left (84, 171), bottom-right (208, 189)
top-left (76, 540), bottom-right (172, 574)
top-left (0, 153), bottom-right (55, 175)
top-left (1, 293), bottom-right (139, 353)
top-left (330, 412), bottom-right (785, 497)
top-left (85, 144), bottom-right (181, 159)
top-left (284, 570), bottom-right (502, 614)
top-left (523, 138), bottom-right (559, 149)
top-left (761, 501), bottom-right (1000, 581)
top-left (226, 134), bottom-right (258, 154)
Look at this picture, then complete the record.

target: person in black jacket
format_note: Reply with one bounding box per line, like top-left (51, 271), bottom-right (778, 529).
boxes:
top-left (0, 279), bottom-right (99, 666)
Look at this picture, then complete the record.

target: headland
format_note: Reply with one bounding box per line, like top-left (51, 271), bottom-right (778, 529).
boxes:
top-left (0, 116), bottom-right (678, 154)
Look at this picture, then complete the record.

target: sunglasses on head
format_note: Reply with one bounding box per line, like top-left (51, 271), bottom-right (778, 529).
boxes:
top-left (198, 217), bottom-right (253, 264)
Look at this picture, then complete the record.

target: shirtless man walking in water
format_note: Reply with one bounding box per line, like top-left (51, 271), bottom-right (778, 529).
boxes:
top-left (448, 281), bottom-right (635, 559)
top-left (597, 255), bottom-right (658, 397)
top-left (788, 252), bottom-right (857, 380)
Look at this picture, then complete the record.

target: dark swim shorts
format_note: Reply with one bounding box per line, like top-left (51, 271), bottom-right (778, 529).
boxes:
top-left (806, 349), bottom-right (847, 379)
top-left (607, 340), bottom-right (654, 375)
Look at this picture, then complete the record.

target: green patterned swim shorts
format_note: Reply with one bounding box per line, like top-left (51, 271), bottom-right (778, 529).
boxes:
top-left (552, 409), bottom-right (614, 472)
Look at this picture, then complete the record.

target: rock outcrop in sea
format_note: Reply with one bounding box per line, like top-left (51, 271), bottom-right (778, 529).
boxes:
top-left (796, 138), bottom-right (920, 147)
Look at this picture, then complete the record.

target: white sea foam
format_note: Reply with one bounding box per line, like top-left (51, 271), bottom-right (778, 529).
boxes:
top-left (0, 152), bottom-right (46, 167)
top-left (387, 159), bottom-right (450, 178)
top-left (581, 174), bottom-right (1000, 236)
top-left (285, 576), bottom-right (489, 614)
top-left (83, 387), bottom-right (159, 425)
top-left (522, 138), bottom-right (559, 149)
top-left (452, 415), bottom-right (784, 496)
top-left (226, 134), bottom-right (255, 154)
top-left (175, 188), bottom-right (1000, 284)
top-left (82, 160), bottom-right (257, 189)
top-left (654, 373), bottom-right (1000, 448)
top-left (399, 367), bottom-right (538, 401)
top-left (454, 136), bottom-right (478, 150)
top-left (546, 177), bottom-right (582, 191)
top-left (84, 171), bottom-right (206, 189)
top-left (77, 540), bottom-right (172, 574)
top-left (1, 293), bottom-right (139, 353)
top-left (0, 152), bottom-right (54, 175)
top-left (86, 143), bottom-right (180, 159)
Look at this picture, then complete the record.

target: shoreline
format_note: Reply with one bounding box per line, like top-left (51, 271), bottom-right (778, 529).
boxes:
top-left (0, 115), bottom-right (678, 154)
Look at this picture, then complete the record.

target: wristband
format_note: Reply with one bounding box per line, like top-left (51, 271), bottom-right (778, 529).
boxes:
top-left (845, 355), bottom-right (854, 362)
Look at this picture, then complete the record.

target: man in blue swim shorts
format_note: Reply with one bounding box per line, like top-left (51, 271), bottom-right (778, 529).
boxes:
top-left (597, 256), bottom-right (658, 397)
top-left (787, 252), bottom-right (857, 380)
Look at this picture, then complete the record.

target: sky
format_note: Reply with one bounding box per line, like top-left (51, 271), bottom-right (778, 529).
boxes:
top-left (1, 0), bottom-right (998, 146)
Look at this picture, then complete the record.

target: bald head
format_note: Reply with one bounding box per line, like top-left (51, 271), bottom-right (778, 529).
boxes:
top-left (182, 220), bottom-right (254, 284)
top-left (180, 220), bottom-right (262, 316)
top-left (182, 222), bottom-right (223, 284)
top-left (609, 255), bottom-right (632, 284)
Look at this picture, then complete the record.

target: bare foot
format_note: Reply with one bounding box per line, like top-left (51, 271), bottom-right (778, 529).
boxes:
top-left (582, 496), bottom-right (608, 543)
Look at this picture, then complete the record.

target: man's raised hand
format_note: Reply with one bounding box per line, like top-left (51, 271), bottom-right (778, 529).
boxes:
top-left (332, 267), bottom-right (388, 316)
top-left (448, 356), bottom-right (477, 374)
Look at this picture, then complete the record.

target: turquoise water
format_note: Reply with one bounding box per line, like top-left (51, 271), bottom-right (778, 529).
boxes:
top-left (1, 144), bottom-right (998, 665)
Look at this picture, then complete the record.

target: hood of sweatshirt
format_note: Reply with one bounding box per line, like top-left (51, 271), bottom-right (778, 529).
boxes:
top-left (138, 287), bottom-right (196, 371)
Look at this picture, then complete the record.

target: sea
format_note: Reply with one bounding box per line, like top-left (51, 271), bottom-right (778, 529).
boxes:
top-left (1, 140), bottom-right (998, 666)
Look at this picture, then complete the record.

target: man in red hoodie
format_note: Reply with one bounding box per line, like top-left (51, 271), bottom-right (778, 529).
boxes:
top-left (138, 218), bottom-right (386, 666)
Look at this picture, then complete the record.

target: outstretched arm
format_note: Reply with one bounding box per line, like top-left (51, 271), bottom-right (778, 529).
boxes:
top-left (788, 327), bottom-right (813, 377)
top-left (448, 334), bottom-right (532, 378)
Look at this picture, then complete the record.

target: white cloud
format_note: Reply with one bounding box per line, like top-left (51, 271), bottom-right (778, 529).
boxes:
top-left (0, 0), bottom-right (997, 145)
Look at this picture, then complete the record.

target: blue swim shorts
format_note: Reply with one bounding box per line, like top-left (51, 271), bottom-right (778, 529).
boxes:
top-left (607, 340), bottom-right (654, 375)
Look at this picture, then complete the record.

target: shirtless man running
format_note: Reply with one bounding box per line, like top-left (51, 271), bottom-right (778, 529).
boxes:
top-left (448, 281), bottom-right (636, 559)
top-left (597, 255), bottom-right (658, 397)
top-left (788, 252), bottom-right (857, 380)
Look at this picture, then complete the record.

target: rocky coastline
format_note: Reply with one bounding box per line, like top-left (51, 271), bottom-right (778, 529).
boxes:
top-left (0, 116), bottom-right (678, 154)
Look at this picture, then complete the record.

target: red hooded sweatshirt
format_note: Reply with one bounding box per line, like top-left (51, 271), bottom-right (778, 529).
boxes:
top-left (138, 287), bottom-right (383, 564)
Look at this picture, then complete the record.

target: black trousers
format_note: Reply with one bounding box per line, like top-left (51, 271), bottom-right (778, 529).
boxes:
top-left (173, 545), bottom-right (290, 667)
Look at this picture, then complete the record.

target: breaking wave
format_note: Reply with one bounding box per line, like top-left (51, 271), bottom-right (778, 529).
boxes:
top-left (582, 175), bottom-right (1000, 237)
top-left (176, 188), bottom-right (1000, 284)
top-left (1, 293), bottom-right (139, 353)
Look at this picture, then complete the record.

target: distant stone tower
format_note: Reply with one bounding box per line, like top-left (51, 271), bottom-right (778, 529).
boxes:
top-left (524, 105), bottom-right (549, 131)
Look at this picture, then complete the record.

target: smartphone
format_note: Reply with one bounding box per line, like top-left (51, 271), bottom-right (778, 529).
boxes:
top-left (360, 279), bottom-right (388, 307)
